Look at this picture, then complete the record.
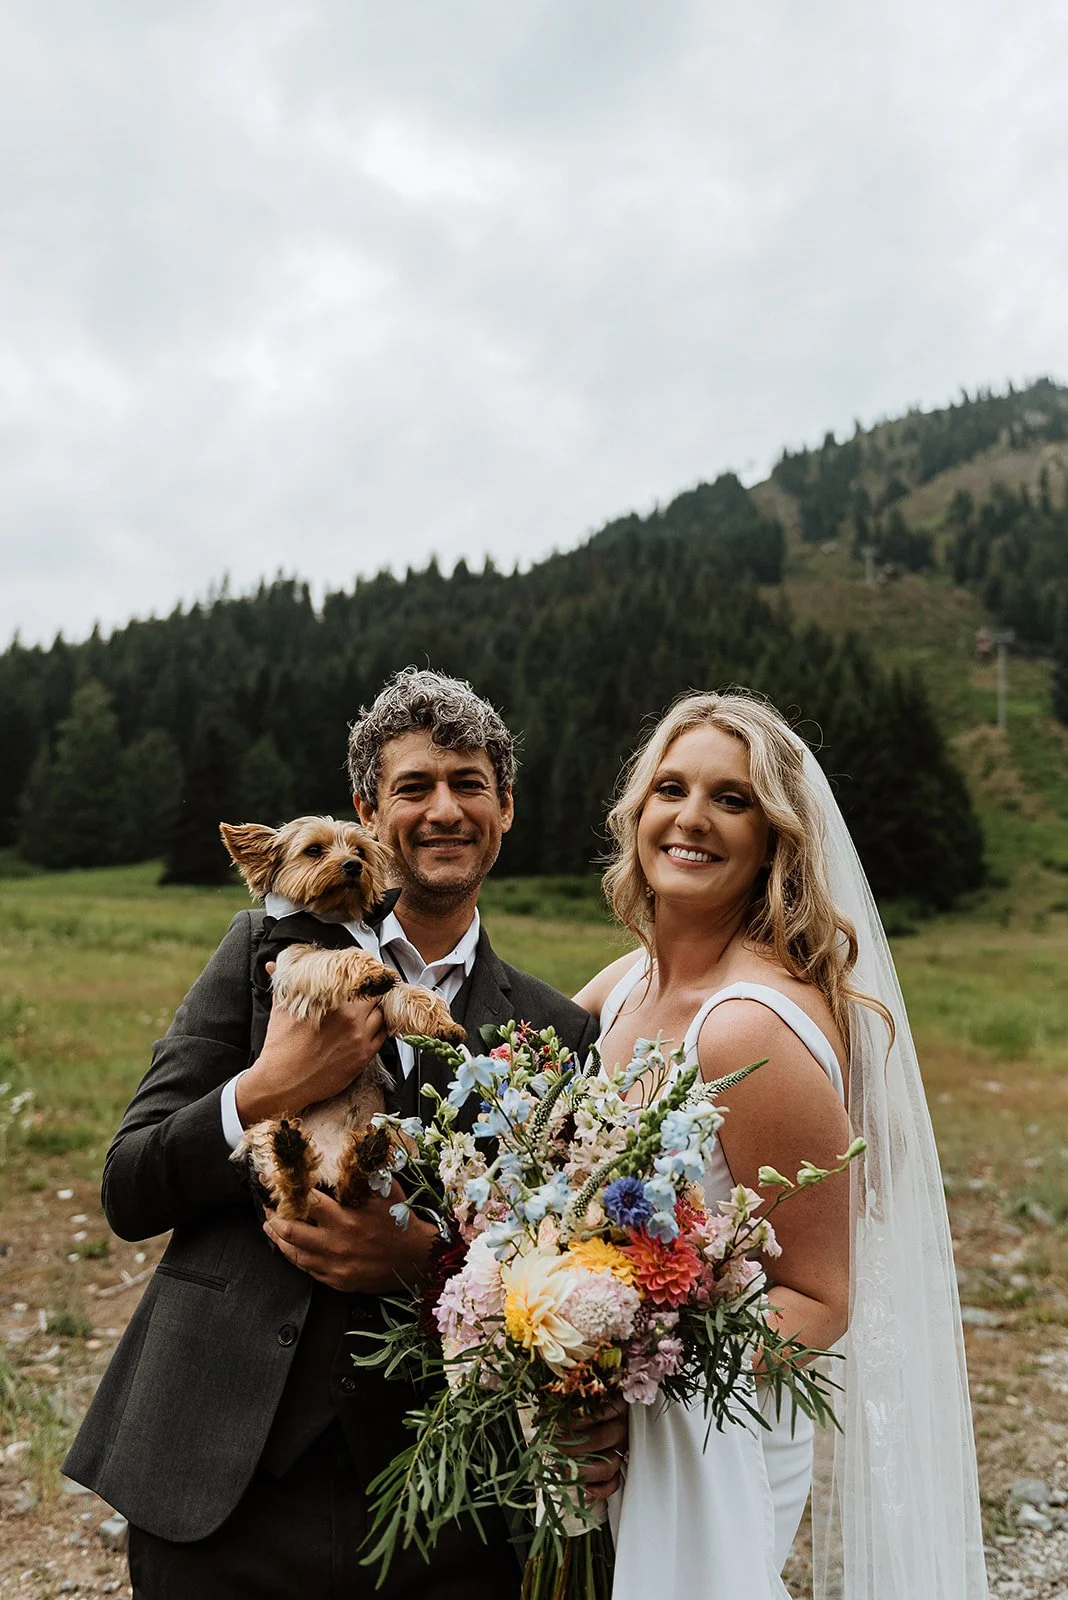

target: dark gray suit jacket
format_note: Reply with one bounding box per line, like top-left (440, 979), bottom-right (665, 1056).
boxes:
top-left (63, 910), bottom-right (598, 1541)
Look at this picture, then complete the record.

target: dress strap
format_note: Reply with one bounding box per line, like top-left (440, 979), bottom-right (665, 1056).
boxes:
top-left (682, 983), bottom-right (845, 1100)
top-left (597, 956), bottom-right (649, 1044)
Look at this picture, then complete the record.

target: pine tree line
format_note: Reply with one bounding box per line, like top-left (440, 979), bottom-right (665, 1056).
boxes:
top-left (1, 485), bottom-right (984, 907)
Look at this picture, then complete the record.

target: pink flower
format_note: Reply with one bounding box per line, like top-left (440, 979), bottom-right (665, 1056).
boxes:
top-left (435, 1234), bottom-right (506, 1378)
top-left (562, 1271), bottom-right (642, 1345)
top-left (620, 1334), bottom-right (684, 1405)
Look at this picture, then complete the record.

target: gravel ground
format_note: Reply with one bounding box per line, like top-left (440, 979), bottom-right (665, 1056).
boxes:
top-left (986, 1454), bottom-right (1068, 1599)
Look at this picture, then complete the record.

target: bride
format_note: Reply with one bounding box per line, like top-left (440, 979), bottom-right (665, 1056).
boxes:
top-left (574, 690), bottom-right (988, 1600)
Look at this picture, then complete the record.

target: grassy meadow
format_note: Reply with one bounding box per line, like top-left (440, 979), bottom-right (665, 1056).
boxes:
top-left (0, 856), bottom-right (1065, 1565)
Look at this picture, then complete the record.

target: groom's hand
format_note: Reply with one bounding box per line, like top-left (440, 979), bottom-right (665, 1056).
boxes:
top-left (556, 1397), bottom-right (629, 1501)
top-left (262, 1183), bottom-right (436, 1293)
top-left (236, 992), bottom-right (388, 1128)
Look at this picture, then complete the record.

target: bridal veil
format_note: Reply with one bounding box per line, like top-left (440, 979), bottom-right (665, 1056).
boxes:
top-left (801, 746), bottom-right (988, 1599)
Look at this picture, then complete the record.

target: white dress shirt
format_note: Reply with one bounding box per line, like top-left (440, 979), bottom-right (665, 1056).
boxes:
top-left (219, 897), bottom-right (479, 1148)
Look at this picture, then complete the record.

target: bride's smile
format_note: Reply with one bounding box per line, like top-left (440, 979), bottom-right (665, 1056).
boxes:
top-left (637, 725), bottom-right (770, 912)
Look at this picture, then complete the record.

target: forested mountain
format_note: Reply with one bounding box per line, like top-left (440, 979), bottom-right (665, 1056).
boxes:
top-left (6, 379), bottom-right (1068, 908)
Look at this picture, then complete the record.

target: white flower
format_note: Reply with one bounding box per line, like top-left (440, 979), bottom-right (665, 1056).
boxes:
top-left (501, 1250), bottom-right (597, 1375)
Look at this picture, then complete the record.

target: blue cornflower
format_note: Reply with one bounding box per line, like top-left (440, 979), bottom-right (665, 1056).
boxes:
top-left (603, 1176), bottom-right (654, 1229)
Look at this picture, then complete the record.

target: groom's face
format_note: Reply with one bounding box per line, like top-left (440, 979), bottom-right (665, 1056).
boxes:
top-left (355, 730), bottom-right (513, 908)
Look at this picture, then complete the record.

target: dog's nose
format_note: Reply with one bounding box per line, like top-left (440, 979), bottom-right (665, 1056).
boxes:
top-left (342, 858), bottom-right (363, 878)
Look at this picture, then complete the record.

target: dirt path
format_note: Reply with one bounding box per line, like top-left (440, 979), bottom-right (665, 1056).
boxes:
top-left (2, 1176), bottom-right (1065, 1597)
top-left (0, 1174), bottom-right (162, 1599)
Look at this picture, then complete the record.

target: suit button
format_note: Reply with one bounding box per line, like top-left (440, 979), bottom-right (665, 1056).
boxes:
top-left (277, 1323), bottom-right (297, 1347)
top-left (340, 1377), bottom-right (357, 1395)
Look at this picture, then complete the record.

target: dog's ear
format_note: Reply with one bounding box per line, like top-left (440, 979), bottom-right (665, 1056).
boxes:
top-left (219, 822), bottom-right (282, 896)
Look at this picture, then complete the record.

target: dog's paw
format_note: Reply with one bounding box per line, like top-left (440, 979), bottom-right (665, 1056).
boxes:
top-left (272, 945), bottom-right (396, 1021)
top-left (380, 983), bottom-right (466, 1044)
top-left (355, 964), bottom-right (397, 999)
top-left (238, 1116), bottom-right (322, 1221)
top-left (333, 1125), bottom-right (395, 1210)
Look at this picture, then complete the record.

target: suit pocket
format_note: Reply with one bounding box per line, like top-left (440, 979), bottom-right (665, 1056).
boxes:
top-left (155, 1263), bottom-right (228, 1292)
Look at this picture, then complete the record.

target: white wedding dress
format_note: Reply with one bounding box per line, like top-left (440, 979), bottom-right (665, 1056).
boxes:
top-left (599, 959), bottom-right (846, 1600)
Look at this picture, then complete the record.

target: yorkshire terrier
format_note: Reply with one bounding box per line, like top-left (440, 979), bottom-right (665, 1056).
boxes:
top-left (220, 815), bottom-right (465, 1221)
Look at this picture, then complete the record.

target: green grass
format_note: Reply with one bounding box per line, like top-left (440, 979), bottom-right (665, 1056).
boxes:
top-left (0, 865), bottom-right (1063, 1531)
top-left (0, 866), bottom-right (1063, 1213)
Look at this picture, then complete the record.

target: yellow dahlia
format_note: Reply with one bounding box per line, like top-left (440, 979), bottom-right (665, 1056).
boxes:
top-left (567, 1236), bottom-right (638, 1287)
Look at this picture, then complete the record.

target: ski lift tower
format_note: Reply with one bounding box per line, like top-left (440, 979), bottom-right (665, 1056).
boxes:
top-left (981, 629), bottom-right (1015, 729)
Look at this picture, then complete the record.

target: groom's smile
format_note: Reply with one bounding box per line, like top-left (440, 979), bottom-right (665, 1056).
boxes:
top-left (356, 730), bottom-right (514, 910)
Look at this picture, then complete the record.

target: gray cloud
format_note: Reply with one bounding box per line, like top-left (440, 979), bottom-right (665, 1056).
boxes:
top-left (2, 0), bottom-right (1066, 645)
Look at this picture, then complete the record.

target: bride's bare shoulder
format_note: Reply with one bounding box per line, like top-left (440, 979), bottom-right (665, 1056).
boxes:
top-left (573, 948), bottom-right (644, 1015)
top-left (721, 952), bottom-right (847, 1068)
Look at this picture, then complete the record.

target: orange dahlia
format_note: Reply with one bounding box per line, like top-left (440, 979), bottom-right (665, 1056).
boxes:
top-left (621, 1233), bottom-right (702, 1308)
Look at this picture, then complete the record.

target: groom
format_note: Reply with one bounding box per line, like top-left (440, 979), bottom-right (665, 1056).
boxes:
top-left (64, 668), bottom-right (618, 1598)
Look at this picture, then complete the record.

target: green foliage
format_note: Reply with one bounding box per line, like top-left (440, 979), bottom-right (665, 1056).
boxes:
top-left (0, 1352), bottom-right (71, 1463)
top-left (161, 707), bottom-right (243, 885)
top-left (118, 728), bottom-right (183, 861)
top-left (236, 732), bottom-right (296, 824)
top-left (0, 849), bottom-right (40, 880)
top-left (19, 679), bottom-right (125, 869)
top-left (871, 508), bottom-right (934, 573)
top-left (948, 478), bottom-right (1068, 648)
top-left (46, 1305), bottom-right (92, 1339)
top-left (1053, 594), bottom-right (1068, 727)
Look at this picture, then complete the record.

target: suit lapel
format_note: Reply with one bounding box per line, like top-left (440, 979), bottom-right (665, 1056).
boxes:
top-left (451, 929), bottom-right (513, 1041)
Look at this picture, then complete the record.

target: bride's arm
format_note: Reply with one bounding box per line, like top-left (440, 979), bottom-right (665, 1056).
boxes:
top-left (572, 948), bottom-right (642, 1013)
top-left (697, 1002), bottom-right (852, 1354)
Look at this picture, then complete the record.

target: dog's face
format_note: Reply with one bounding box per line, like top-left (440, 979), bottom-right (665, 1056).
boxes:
top-left (219, 816), bottom-right (393, 920)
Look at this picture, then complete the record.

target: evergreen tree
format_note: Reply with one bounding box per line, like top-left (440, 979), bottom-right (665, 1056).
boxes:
top-left (235, 733), bottom-right (297, 824)
top-left (19, 680), bottom-right (124, 868)
top-left (161, 710), bottom-right (243, 885)
top-left (118, 729), bottom-right (183, 861)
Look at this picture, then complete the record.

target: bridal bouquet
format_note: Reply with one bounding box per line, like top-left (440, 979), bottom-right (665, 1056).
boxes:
top-left (353, 1022), bottom-right (862, 1599)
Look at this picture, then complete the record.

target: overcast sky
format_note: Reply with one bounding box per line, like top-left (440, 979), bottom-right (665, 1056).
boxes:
top-left (2, 0), bottom-right (1066, 647)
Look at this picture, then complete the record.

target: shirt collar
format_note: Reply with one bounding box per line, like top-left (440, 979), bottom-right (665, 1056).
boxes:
top-left (379, 908), bottom-right (481, 976)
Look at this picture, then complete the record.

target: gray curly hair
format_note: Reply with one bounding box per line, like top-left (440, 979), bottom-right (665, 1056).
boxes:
top-left (347, 668), bottom-right (518, 808)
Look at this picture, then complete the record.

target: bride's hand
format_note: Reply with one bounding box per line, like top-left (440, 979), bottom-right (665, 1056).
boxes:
top-left (556, 1396), bottom-right (629, 1501)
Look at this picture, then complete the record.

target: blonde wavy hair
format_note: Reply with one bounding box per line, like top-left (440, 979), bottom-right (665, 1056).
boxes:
top-left (604, 689), bottom-right (871, 1040)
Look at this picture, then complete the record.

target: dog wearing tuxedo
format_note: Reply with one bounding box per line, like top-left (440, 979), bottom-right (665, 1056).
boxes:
top-left (219, 814), bottom-right (464, 1220)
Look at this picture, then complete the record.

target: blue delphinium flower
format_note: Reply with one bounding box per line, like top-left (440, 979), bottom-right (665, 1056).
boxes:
top-left (654, 1148), bottom-right (705, 1184)
top-left (603, 1176), bottom-right (654, 1229)
top-left (659, 1109), bottom-right (698, 1155)
top-left (446, 1055), bottom-right (508, 1111)
top-left (465, 1175), bottom-right (491, 1209)
top-left (642, 1174), bottom-right (677, 1214)
top-left (473, 1085), bottom-right (531, 1140)
top-left (646, 1209), bottom-right (681, 1243)
top-left (482, 1218), bottom-right (524, 1258)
